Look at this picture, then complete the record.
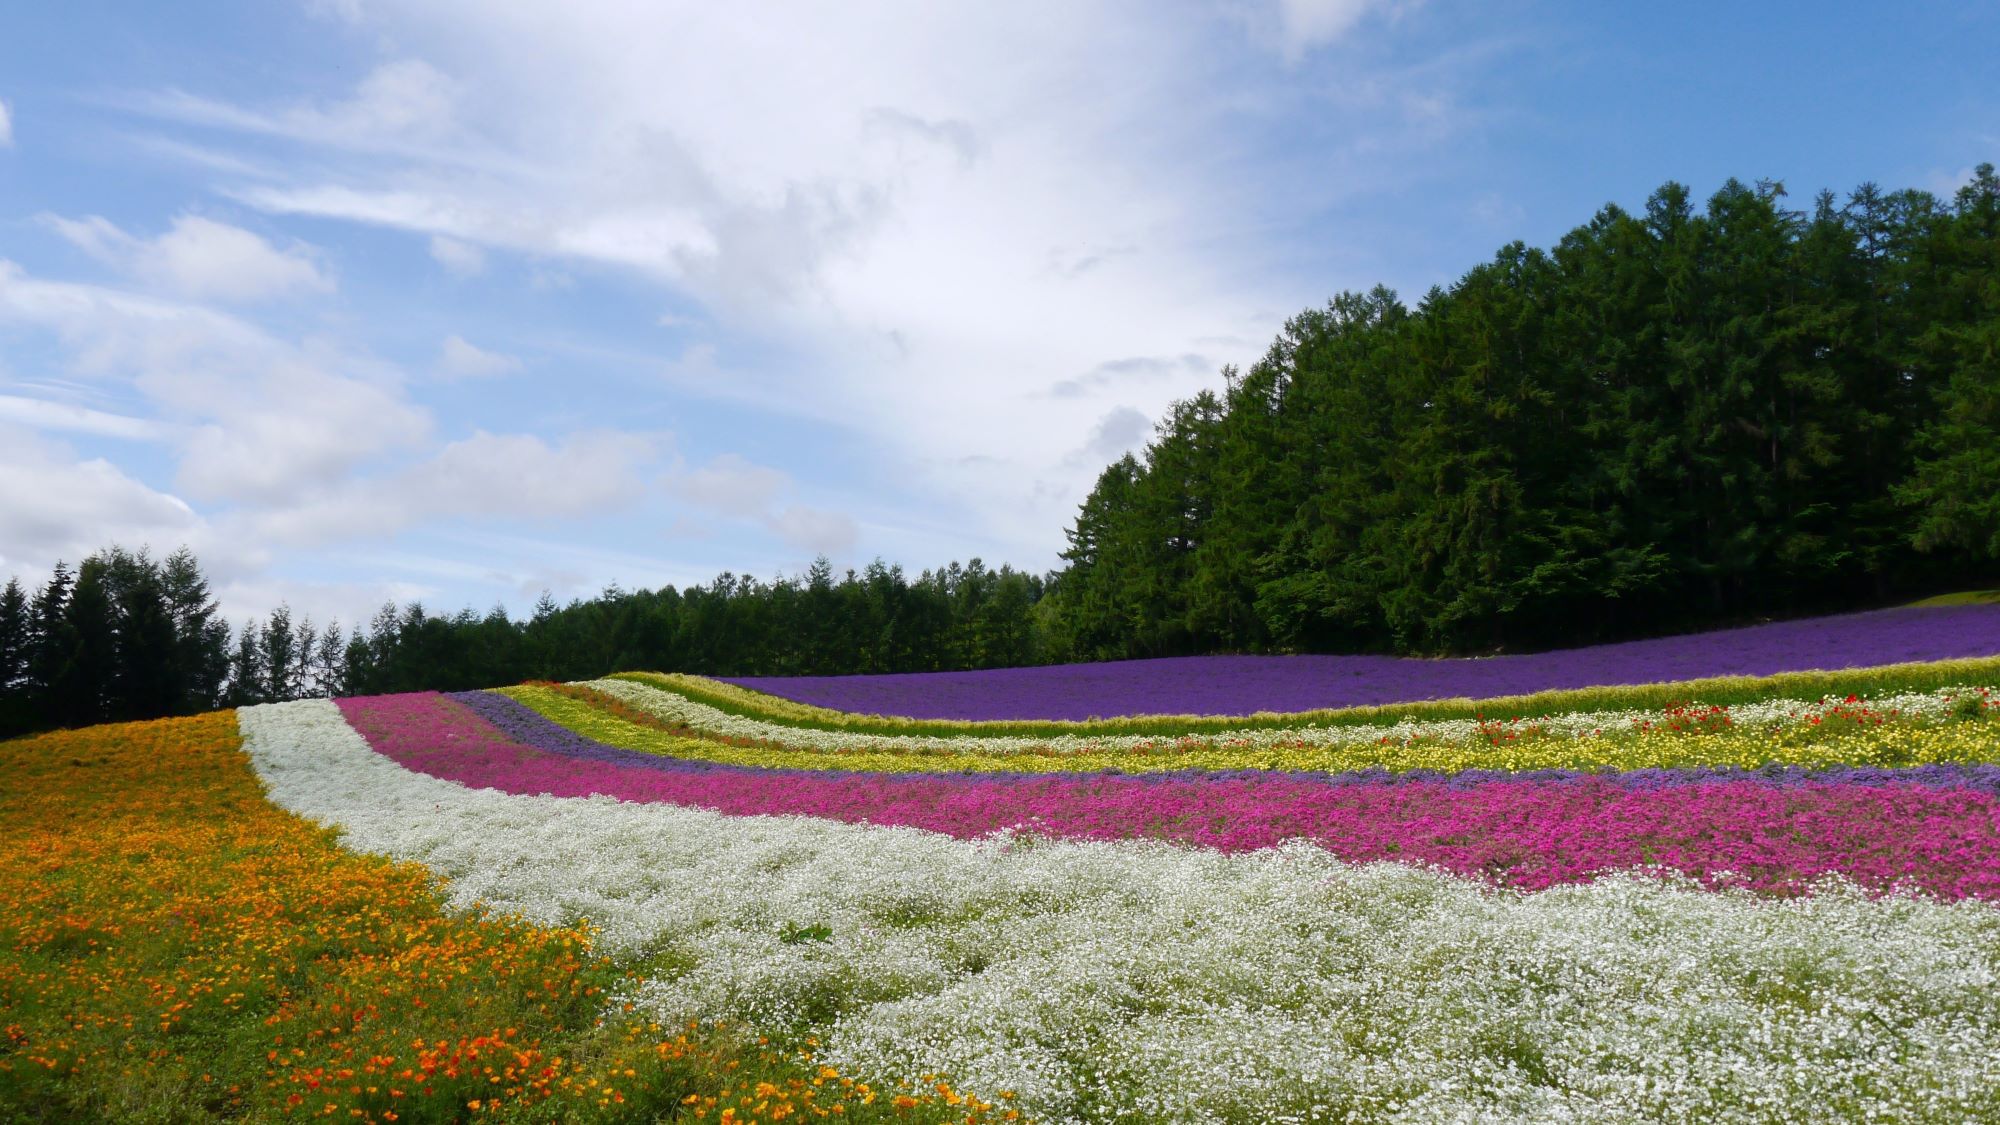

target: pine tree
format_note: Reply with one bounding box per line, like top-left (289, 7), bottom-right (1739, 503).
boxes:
top-left (228, 621), bottom-right (267, 707)
top-left (0, 578), bottom-right (30, 735)
top-left (27, 562), bottom-right (74, 704)
top-left (59, 558), bottom-right (118, 727)
top-left (162, 547), bottom-right (230, 712)
top-left (1901, 164), bottom-right (2000, 559)
top-left (313, 620), bottom-right (348, 698)
top-left (263, 607), bottom-right (298, 702)
top-left (102, 547), bottom-right (179, 721)
top-left (0, 578), bottom-right (27, 693)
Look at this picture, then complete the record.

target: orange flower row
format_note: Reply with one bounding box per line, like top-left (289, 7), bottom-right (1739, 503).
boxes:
top-left (0, 713), bottom-right (1010, 1123)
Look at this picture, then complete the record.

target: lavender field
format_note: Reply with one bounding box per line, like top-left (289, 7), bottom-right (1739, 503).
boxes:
top-left (725, 602), bottom-right (2000, 720)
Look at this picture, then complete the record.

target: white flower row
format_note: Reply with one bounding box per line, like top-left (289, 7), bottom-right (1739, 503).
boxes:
top-left (242, 699), bottom-right (2000, 1123)
top-left (586, 676), bottom-right (1984, 758)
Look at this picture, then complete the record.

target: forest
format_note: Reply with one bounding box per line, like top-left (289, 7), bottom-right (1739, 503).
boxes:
top-left (4, 167), bottom-right (1997, 735)
top-left (1048, 169), bottom-right (2000, 657)
top-left (0, 547), bottom-right (1047, 736)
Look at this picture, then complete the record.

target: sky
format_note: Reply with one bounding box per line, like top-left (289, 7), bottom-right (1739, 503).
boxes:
top-left (1, 1), bottom-right (1995, 629)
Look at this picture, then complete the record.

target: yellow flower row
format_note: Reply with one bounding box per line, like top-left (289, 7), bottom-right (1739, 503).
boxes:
top-left (508, 684), bottom-right (2000, 776)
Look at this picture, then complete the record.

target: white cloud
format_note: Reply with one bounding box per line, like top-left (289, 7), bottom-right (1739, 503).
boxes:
top-left (429, 234), bottom-right (486, 276)
top-left (0, 99), bottom-right (12, 148)
top-left (240, 430), bottom-right (662, 548)
top-left (438, 334), bottom-right (523, 378)
top-left (0, 394), bottom-right (171, 441)
top-left (139, 59), bottom-right (461, 152)
top-left (669, 452), bottom-right (788, 514)
top-left (1049, 352), bottom-right (1211, 398)
top-left (104, 2), bottom-right (1451, 570)
top-left (40, 213), bottom-right (331, 302)
top-left (1274, 0), bottom-right (1386, 58)
top-left (0, 260), bottom-right (425, 503)
top-left (37, 214), bottom-right (128, 263)
top-left (764, 504), bottom-right (859, 556)
top-left (0, 426), bottom-right (206, 578)
top-left (1228, 0), bottom-right (1407, 62)
top-left (410, 431), bottom-right (650, 517)
top-left (667, 452), bottom-right (857, 556)
top-left (1073, 406), bottom-right (1154, 465)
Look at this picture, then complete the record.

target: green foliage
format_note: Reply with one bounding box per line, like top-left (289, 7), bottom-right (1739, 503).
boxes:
top-left (335, 555), bottom-right (1054, 697)
top-left (2, 548), bottom-right (237, 737)
top-left (3, 547), bottom-right (1059, 733)
top-left (1051, 170), bottom-right (2000, 656)
top-left (779, 922), bottom-right (834, 945)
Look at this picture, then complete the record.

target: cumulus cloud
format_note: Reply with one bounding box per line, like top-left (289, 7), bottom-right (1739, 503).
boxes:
top-left (0, 260), bottom-right (424, 503)
top-left (40, 213), bottom-right (331, 302)
top-left (242, 430), bottom-right (662, 548)
top-left (0, 426), bottom-right (206, 577)
top-left (437, 334), bottom-right (523, 378)
top-left (0, 254), bottom-right (677, 620)
top-left (429, 234), bottom-right (486, 276)
top-left (0, 98), bottom-right (12, 147)
top-left (410, 431), bottom-right (650, 516)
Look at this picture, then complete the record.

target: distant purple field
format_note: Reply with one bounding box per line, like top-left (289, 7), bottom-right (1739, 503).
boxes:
top-left (723, 603), bottom-right (2000, 720)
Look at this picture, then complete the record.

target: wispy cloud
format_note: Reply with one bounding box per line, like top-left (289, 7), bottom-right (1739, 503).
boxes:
top-left (39, 213), bottom-right (332, 302)
top-left (429, 235), bottom-right (486, 277)
top-left (437, 334), bottom-right (523, 378)
top-left (0, 395), bottom-right (172, 441)
top-left (1049, 353), bottom-right (1212, 398)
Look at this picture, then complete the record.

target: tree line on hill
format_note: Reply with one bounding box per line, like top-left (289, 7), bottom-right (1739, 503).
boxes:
top-left (1044, 168), bottom-right (2000, 657)
top-left (0, 548), bottom-right (1048, 737)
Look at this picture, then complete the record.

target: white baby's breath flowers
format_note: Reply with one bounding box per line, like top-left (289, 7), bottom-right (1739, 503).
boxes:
top-left (241, 699), bottom-right (2000, 1124)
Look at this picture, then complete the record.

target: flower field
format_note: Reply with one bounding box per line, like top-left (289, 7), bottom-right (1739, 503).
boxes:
top-left (723, 602), bottom-right (2000, 720)
top-left (10, 623), bottom-right (2000, 1122)
top-left (0, 714), bottom-right (1009, 1124)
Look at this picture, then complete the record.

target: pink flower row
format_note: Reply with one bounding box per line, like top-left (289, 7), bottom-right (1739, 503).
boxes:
top-left (337, 692), bottom-right (2000, 900)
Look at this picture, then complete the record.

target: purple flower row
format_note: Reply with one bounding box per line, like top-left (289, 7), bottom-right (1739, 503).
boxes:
top-left (457, 688), bottom-right (2000, 793)
top-left (338, 691), bottom-right (2000, 900)
top-left (723, 603), bottom-right (2000, 719)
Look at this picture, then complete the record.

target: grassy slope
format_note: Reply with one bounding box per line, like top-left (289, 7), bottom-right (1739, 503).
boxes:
top-left (1909, 590), bottom-right (2000, 607)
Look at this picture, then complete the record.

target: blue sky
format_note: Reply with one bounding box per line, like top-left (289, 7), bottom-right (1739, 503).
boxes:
top-left (1, 1), bottom-right (1994, 629)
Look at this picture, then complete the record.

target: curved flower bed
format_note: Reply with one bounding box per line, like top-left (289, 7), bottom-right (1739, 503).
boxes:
top-left (500, 679), bottom-right (2000, 777)
top-left (242, 697), bottom-right (2000, 1124)
top-left (334, 691), bottom-right (2000, 900)
top-left (584, 675), bottom-right (1999, 758)
top-left (221, 635), bottom-right (2000, 1125)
